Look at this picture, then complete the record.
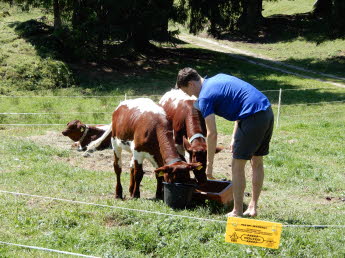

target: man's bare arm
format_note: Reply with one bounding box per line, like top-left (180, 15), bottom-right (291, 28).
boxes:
top-left (205, 114), bottom-right (217, 176)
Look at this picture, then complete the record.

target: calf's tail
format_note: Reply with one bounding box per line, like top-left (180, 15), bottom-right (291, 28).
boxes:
top-left (83, 122), bottom-right (112, 157)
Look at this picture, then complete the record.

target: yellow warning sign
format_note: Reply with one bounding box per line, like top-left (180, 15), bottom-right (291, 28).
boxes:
top-left (225, 217), bottom-right (282, 249)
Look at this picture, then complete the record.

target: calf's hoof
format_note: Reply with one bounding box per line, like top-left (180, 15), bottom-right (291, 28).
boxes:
top-left (131, 193), bottom-right (140, 198)
top-left (115, 194), bottom-right (123, 199)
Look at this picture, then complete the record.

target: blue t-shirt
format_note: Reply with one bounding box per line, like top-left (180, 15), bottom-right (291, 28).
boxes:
top-left (196, 74), bottom-right (270, 121)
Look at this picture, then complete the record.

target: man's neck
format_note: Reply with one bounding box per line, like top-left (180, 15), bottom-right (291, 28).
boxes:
top-left (196, 77), bottom-right (204, 97)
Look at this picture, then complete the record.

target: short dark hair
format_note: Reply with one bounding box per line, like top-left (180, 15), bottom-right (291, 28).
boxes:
top-left (176, 67), bottom-right (201, 88)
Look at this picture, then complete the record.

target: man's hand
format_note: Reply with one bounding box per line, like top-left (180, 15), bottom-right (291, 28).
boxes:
top-left (206, 165), bottom-right (215, 179)
top-left (206, 165), bottom-right (213, 176)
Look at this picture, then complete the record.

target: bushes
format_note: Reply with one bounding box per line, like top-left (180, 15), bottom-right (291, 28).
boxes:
top-left (0, 55), bottom-right (74, 91)
top-left (0, 12), bottom-right (75, 92)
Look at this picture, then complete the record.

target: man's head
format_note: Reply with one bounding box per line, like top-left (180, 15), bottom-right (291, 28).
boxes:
top-left (176, 67), bottom-right (203, 97)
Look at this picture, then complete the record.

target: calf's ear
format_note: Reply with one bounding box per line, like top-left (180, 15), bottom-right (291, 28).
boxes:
top-left (154, 166), bottom-right (171, 177)
top-left (188, 162), bottom-right (203, 170)
top-left (77, 121), bottom-right (85, 132)
top-left (183, 137), bottom-right (193, 152)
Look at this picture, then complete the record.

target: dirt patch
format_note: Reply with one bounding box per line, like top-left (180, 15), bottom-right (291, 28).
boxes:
top-left (27, 130), bottom-right (235, 179)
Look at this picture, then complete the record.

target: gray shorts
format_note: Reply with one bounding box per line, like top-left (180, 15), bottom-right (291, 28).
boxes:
top-left (233, 106), bottom-right (274, 160)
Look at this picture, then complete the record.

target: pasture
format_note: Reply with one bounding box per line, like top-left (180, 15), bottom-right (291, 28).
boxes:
top-left (1, 2), bottom-right (345, 257)
top-left (1, 65), bottom-right (345, 258)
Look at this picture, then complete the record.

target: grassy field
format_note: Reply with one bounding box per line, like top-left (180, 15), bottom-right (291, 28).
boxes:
top-left (1, 93), bottom-right (344, 257)
top-left (262, 0), bottom-right (315, 16)
top-left (1, 2), bottom-right (345, 258)
top-left (0, 5), bottom-right (74, 93)
top-left (184, 0), bottom-right (345, 79)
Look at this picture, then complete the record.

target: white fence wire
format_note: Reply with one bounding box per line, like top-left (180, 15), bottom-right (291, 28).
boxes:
top-left (0, 88), bottom-right (344, 127)
top-left (0, 87), bottom-right (342, 98)
top-left (1, 189), bottom-right (344, 228)
top-left (1, 188), bottom-right (343, 256)
top-left (0, 241), bottom-right (99, 258)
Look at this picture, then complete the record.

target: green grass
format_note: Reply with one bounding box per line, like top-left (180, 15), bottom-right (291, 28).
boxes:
top-left (216, 37), bottom-right (345, 79)
top-left (1, 3), bottom-right (345, 257)
top-left (180, 0), bottom-right (345, 79)
top-left (0, 5), bottom-right (74, 93)
top-left (0, 98), bottom-right (344, 257)
top-left (261, 0), bottom-right (345, 78)
top-left (262, 0), bottom-right (315, 16)
top-left (1, 56), bottom-right (345, 257)
top-left (1, 107), bottom-right (345, 257)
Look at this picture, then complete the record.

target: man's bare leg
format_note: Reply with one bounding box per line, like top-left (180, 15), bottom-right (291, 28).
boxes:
top-left (227, 158), bottom-right (247, 217)
top-left (244, 155), bottom-right (264, 217)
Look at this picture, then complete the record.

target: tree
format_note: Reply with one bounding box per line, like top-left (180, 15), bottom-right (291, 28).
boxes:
top-left (182, 0), bottom-right (265, 37)
top-left (53, 0), bottom-right (62, 30)
top-left (313, 0), bottom-right (332, 18)
top-left (184, 0), bottom-right (242, 37)
top-left (238, 0), bottom-right (263, 35)
top-left (312, 0), bottom-right (345, 34)
top-left (332, 0), bottom-right (345, 34)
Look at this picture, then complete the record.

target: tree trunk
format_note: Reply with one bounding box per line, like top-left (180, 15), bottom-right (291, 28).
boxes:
top-left (313, 0), bottom-right (332, 18)
top-left (53, 0), bottom-right (62, 30)
top-left (72, 0), bottom-right (81, 28)
top-left (97, 2), bottom-right (106, 57)
top-left (239, 0), bottom-right (263, 35)
top-left (156, 0), bottom-right (174, 41)
top-left (332, 0), bottom-right (345, 34)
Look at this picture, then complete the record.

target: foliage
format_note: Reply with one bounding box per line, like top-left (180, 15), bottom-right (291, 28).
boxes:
top-left (0, 11), bottom-right (75, 92)
top-left (0, 0), bottom-right (184, 58)
top-left (332, 0), bottom-right (345, 34)
top-left (308, 0), bottom-right (344, 35)
top-left (180, 0), bottom-right (242, 37)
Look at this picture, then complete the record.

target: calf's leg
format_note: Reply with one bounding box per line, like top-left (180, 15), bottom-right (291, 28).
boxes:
top-left (112, 138), bottom-right (123, 199)
top-left (155, 175), bottom-right (164, 200)
top-left (129, 157), bottom-right (135, 196)
top-left (131, 160), bottom-right (144, 198)
top-left (114, 153), bottom-right (123, 199)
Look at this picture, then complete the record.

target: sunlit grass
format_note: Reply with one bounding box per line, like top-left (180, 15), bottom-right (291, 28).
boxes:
top-left (262, 0), bottom-right (315, 16)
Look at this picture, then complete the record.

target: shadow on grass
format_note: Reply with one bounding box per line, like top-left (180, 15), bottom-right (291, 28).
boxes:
top-left (222, 13), bottom-right (345, 44)
top-left (219, 13), bottom-right (345, 77)
top-left (6, 19), bottom-right (345, 106)
top-left (145, 195), bottom-right (234, 215)
top-left (8, 19), bottom-right (67, 60)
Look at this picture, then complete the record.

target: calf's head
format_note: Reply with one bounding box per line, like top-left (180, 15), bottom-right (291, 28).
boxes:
top-left (154, 161), bottom-right (203, 184)
top-left (183, 137), bottom-right (223, 184)
top-left (62, 120), bottom-right (87, 142)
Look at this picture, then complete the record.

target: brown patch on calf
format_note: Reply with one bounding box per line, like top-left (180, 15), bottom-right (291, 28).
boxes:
top-left (62, 120), bottom-right (84, 142)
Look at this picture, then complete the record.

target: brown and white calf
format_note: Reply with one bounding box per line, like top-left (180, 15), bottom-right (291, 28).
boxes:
top-left (62, 120), bottom-right (111, 151)
top-left (159, 89), bottom-right (222, 180)
top-left (85, 98), bottom-right (202, 199)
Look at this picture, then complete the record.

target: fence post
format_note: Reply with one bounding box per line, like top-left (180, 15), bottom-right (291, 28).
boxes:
top-left (125, 93), bottom-right (127, 101)
top-left (276, 88), bottom-right (282, 128)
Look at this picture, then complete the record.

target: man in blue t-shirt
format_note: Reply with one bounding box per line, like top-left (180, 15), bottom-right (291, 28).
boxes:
top-left (176, 67), bottom-right (274, 217)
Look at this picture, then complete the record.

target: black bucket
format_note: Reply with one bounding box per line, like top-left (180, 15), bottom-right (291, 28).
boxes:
top-left (163, 182), bottom-right (196, 209)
